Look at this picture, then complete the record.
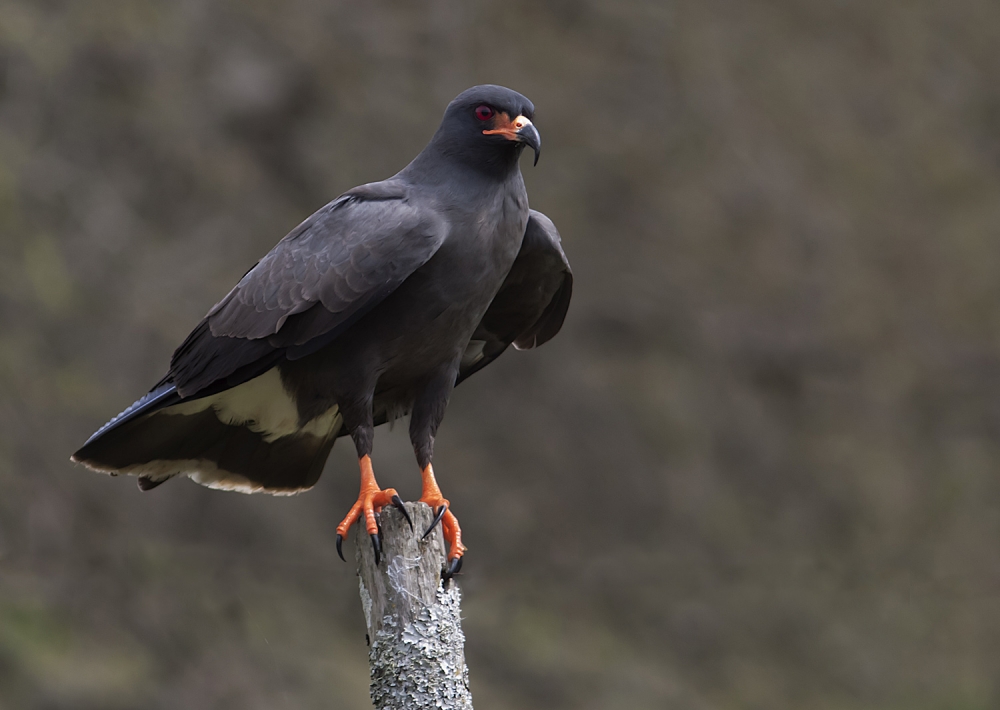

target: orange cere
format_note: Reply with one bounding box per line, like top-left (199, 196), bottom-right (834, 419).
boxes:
top-left (482, 112), bottom-right (532, 141)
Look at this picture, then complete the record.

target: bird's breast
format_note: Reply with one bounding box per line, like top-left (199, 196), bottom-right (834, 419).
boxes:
top-left (311, 176), bottom-right (531, 395)
top-left (437, 188), bottom-right (528, 298)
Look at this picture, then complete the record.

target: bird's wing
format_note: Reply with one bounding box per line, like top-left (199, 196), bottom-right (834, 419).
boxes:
top-left (457, 209), bottom-right (572, 384)
top-left (170, 181), bottom-right (447, 397)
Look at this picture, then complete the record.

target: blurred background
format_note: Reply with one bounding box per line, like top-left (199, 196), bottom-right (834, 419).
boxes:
top-left (2, 0), bottom-right (1000, 707)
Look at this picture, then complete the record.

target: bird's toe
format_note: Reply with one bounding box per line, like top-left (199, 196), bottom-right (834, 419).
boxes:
top-left (335, 486), bottom-right (400, 565)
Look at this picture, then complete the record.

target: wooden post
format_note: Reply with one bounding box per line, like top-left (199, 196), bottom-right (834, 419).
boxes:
top-left (355, 501), bottom-right (473, 710)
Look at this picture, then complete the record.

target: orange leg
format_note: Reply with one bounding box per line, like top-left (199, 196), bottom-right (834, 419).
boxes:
top-left (335, 455), bottom-right (410, 565)
top-left (418, 463), bottom-right (466, 577)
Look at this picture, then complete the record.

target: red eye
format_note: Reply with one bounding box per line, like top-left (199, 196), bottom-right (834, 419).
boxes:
top-left (475, 105), bottom-right (494, 121)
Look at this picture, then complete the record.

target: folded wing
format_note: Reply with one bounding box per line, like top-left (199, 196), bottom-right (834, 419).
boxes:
top-left (458, 209), bottom-right (572, 384)
top-left (172, 182), bottom-right (448, 397)
top-left (73, 182), bottom-right (448, 492)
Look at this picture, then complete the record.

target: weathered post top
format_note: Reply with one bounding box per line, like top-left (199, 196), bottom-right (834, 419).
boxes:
top-left (356, 501), bottom-right (473, 710)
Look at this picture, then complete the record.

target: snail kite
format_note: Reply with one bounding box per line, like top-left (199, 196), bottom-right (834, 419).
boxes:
top-left (72, 85), bottom-right (572, 576)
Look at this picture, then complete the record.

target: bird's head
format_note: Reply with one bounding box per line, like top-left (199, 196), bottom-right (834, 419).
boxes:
top-left (431, 85), bottom-right (540, 173)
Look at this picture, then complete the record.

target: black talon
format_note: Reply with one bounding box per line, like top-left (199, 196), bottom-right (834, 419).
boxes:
top-left (391, 494), bottom-right (413, 531)
top-left (370, 533), bottom-right (382, 566)
top-left (443, 556), bottom-right (462, 580)
top-left (422, 504), bottom-right (447, 540)
top-left (336, 534), bottom-right (345, 562)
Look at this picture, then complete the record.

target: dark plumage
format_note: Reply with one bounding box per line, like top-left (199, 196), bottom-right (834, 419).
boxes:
top-left (72, 85), bottom-right (571, 569)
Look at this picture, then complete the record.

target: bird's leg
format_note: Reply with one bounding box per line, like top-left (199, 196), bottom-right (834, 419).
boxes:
top-left (418, 462), bottom-right (466, 575)
top-left (410, 362), bottom-right (465, 577)
top-left (335, 415), bottom-right (410, 565)
top-left (337, 406), bottom-right (413, 565)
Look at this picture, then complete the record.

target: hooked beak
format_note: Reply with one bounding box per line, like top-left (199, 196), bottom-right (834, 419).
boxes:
top-left (483, 114), bottom-right (542, 166)
top-left (517, 120), bottom-right (541, 166)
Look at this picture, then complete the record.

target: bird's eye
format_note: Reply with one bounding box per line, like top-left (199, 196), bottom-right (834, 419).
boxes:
top-left (475, 105), bottom-right (494, 121)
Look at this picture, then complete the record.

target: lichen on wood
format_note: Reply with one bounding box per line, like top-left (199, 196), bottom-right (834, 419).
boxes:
top-left (355, 501), bottom-right (473, 710)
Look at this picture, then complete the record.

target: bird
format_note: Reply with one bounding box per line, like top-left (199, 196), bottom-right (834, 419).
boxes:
top-left (72, 85), bottom-right (572, 578)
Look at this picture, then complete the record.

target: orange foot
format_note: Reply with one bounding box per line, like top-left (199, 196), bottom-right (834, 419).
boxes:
top-left (418, 463), bottom-right (467, 579)
top-left (336, 455), bottom-right (411, 565)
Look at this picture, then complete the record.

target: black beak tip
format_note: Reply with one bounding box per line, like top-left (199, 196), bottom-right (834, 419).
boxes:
top-left (517, 124), bottom-right (541, 167)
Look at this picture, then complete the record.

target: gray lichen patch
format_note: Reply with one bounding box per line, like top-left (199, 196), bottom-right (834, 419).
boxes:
top-left (356, 502), bottom-right (473, 709)
top-left (369, 584), bottom-right (472, 710)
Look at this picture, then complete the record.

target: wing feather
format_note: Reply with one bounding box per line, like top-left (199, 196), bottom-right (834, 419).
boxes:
top-left (170, 183), bottom-right (446, 397)
top-left (457, 209), bottom-right (572, 384)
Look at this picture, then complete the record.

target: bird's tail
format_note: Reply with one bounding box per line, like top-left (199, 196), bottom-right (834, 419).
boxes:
top-left (72, 369), bottom-right (342, 495)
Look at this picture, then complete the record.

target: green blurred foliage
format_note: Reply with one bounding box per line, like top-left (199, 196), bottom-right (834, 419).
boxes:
top-left (1, 0), bottom-right (1000, 707)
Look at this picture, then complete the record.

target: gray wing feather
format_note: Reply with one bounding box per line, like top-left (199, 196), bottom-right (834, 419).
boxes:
top-left (457, 209), bottom-right (572, 384)
top-left (169, 183), bottom-right (446, 397)
top-left (209, 192), bottom-right (442, 338)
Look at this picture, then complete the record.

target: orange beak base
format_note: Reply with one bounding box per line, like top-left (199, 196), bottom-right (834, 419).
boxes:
top-left (483, 113), bottom-right (541, 165)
